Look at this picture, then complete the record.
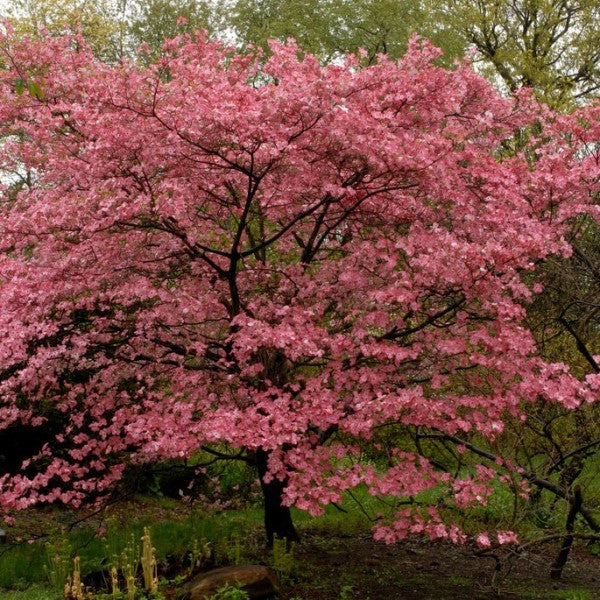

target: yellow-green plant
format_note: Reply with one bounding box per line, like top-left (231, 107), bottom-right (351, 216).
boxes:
top-left (99, 516), bottom-right (123, 599)
top-left (230, 534), bottom-right (243, 565)
top-left (64, 557), bottom-right (85, 600)
top-left (141, 527), bottom-right (158, 593)
top-left (272, 536), bottom-right (295, 581)
top-left (120, 534), bottom-right (138, 600)
top-left (338, 584), bottom-right (354, 600)
top-left (102, 517), bottom-right (121, 562)
top-left (214, 534), bottom-right (244, 566)
top-left (188, 537), bottom-right (212, 575)
top-left (125, 573), bottom-right (135, 600)
top-left (44, 536), bottom-right (72, 591)
top-left (110, 565), bottom-right (120, 599)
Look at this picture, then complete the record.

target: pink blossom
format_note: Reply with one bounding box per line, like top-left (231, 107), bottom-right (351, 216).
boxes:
top-left (497, 531), bottom-right (518, 545)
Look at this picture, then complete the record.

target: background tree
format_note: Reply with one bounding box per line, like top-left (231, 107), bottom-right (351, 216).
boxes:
top-left (436, 0), bottom-right (600, 109)
top-left (230, 0), bottom-right (465, 64)
top-left (127, 0), bottom-right (220, 59)
top-left (4, 0), bottom-right (128, 61)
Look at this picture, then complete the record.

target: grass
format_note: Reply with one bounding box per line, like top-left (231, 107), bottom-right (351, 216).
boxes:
top-left (290, 487), bottom-right (379, 535)
top-left (0, 585), bottom-right (55, 600)
top-left (1, 477), bottom-right (599, 600)
top-left (0, 482), bottom-right (390, 598)
top-left (547, 590), bottom-right (595, 600)
top-left (2, 453), bottom-right (585, 591)
top-left (0, 497), bottom-right (265, 592)
top-left (0, 488), bottom-right (381, 595)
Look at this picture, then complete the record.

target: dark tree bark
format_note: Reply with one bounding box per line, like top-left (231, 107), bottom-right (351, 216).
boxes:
top-left (550, 485), bottom-right (583, 580)
top-left (255, 449), bottom-right (299, 547)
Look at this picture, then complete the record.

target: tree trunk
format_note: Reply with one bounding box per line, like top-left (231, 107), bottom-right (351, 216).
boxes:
top-left (550, 485), bottom-right (582, 580)
top-left (255, 449), bottom-right (299, 547)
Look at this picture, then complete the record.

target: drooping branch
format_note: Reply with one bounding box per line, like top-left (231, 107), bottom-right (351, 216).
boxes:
top-left (558, 315), bottom-right (600, 374)
top-left (422, 433), bottom-right (600, 532)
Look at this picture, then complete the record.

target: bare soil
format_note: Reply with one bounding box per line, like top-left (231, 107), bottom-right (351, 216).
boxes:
top-left (278, 533), bottom-right (600, 599)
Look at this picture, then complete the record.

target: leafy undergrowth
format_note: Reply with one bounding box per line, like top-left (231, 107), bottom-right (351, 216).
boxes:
top-left (0, 495), bottom-right (599, 599)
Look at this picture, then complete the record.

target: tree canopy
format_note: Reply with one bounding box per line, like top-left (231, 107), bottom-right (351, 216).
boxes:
top-left (230, 0), bottom-right (465, 64)
top-left (1, 29), bottom-right (599, 543)
top-left (432, 0), bottom-right (600, 109)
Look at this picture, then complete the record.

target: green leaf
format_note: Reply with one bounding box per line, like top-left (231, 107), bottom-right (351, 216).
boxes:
top-left (28, 81), bottom-right (44, 100)
top-left (15, 78), bottom-right (25, 96)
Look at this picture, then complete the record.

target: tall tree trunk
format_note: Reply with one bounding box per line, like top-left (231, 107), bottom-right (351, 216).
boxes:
top-left (255, 449), bottom-right (299, 547)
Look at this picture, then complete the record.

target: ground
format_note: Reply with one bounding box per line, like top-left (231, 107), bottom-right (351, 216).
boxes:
top-left (280, 533), bottom-right (600, 599)
top-left (1, 496), bottom-right (599, 599)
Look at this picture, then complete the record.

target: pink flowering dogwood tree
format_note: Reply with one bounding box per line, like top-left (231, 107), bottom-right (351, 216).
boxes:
top-left (0, 28), bottom-right (598, 545)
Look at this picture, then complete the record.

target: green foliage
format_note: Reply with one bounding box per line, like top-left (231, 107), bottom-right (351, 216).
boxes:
top-left (187, 537), bottom-right (211, 575)
top-left (7, 0), bottom-right (600, 111)
top-left (119, 533), bottom-right (139, 599)
top-left (0, 585), bottom-right (57, 599)
top-left (14, 79), bottom-right (26, 96)
top-left (2, 492), bottom-right (600, 599)
top-left (271, 536), bottom-right (295, 582)
top-left (229, 0), bottom-right (465, 64)
top-left (434, 0), bottom-right (600, 109)
top-left (127, 0), bottom-right (218, 60)
top-left (2, 0), bottom-right (219, 62)
top-left (207, 583), bottom-right (250, 600)
top-left (43, 537), bottom-right (71, 592)
top-left (0, 497), bottom-right (263, 591)
top-left (213, 533), bottom-right (246, 566)
top-left (4, 0), bottom-right (127, 62)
